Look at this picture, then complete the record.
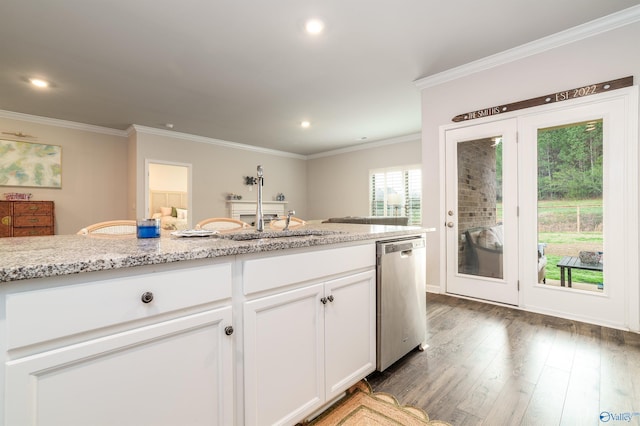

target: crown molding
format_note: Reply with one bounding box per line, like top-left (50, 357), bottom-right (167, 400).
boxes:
top-left (0, 109), bottom-right (413, 160)
top-left (306, 133), bottom-right (421, 159)
top-left (0, 109), bottom-right (127, 137)
top-left (415, 5), bottom-right (640, 89)
top-left (129, 125), bottom-right (307, 160)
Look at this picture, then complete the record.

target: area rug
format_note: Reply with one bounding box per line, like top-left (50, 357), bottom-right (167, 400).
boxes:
top-left (300, 380), bottom-right (451, 426)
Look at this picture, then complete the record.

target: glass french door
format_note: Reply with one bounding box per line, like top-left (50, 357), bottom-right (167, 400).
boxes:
top-left (518, 95), bottom-right (633, 328)
top-left (445, 119), bottom-right (519, 305)
top-left (443, 88), bottom-right (638, 330)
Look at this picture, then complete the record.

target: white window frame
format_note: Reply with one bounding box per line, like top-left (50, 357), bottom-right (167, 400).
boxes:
top-left (369, 165), bottom-right (422, 225)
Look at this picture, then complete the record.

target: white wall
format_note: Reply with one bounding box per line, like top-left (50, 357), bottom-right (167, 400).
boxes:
top-left (149, 163), bottom-right (188, 192)
top-left (0, 113), bottom-right (128, 235)
top-left (418, 22), bottom-right (640, 292)
top-left (306, 137), bottom-right (421, 221)
top-left (132, 127), bottom-right (308, 226)
top-left (1, 113), bottom-right (417, 235)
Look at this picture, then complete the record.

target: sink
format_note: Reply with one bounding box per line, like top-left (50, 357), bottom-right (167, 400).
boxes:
top-left (216, 229), bottom-right (342, 241)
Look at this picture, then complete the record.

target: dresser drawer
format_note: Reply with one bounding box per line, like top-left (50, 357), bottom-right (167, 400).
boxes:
top-left (13, 201), bottom-right (53, 216)
top-left (6, 262), bottom-right (233, 350)
top-left (12, 226), bottom-right (54, 237)
top-left (13, 215), bottom-right (53, 227)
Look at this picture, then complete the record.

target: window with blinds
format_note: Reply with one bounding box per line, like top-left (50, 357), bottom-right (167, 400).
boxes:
top-left (370, 165), bottom-right (422, 225)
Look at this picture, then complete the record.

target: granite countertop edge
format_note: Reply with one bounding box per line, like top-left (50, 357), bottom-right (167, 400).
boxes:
top-left (1, 224), bottom-right (435, 283)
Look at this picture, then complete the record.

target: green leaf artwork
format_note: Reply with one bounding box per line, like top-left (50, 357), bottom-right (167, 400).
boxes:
top-left (0, 139), bottom-right (61, 188)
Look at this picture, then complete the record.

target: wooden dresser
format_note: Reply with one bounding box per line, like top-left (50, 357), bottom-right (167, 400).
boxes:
top-left (0, 201), bottom-right (55, 237)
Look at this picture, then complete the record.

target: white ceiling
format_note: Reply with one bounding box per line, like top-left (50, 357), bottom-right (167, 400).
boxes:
top-left (1, 1), bottom-right (639, 155)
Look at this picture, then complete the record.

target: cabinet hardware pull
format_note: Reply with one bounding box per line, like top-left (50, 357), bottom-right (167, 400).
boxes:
top-left (225, 326), bottom-right (234, 336)
top-left (327, 295), bottom-right (334, 302)
top-left (141, 292), bottom-right (154, 303)
top-left (1, 216), bottom-right (10, 226)
top-left (320, 297), bottom-right (328, 304)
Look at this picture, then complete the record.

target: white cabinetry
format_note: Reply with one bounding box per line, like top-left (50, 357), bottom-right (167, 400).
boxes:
top-left (242, 245), bottom-right (376, 426)
top-left (244, 283), bottom-right (325, 426)
top-left (324, 271), bottom-right (376, 400)
top-left (3, 261), bottom-right (234, 426)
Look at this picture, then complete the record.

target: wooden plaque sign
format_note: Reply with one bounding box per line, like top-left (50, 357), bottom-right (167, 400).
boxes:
top-left (452, 76), bottom-right (633, 122)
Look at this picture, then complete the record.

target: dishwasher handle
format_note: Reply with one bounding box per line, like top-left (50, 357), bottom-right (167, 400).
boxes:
top-left (378, 238), bottom-right (425, 255)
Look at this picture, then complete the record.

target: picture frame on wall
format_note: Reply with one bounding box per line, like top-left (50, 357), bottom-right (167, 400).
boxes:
top-left (0, 139), bottom-right (62, 188)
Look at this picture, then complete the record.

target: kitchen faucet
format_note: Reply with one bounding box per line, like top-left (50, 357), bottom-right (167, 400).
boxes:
top-left (283, 210), bottom-right (295, 231)
top-left (255, 165), bottom-right (264, 232)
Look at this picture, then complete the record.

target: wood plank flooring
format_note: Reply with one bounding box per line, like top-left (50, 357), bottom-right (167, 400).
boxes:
top-left (367, 293), bottom-right (640, 426)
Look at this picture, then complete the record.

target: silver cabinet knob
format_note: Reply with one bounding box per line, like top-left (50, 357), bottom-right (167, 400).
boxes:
top-left (320, 297), bottom-right (328, 304)
top-left (141, 292), bottom-right (154, 303)
top-left (327, 295), bottom-right (334, 302)
top-left (225, 326), bottom-right (234, 336)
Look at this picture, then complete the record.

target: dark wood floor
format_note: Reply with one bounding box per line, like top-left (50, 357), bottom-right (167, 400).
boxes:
top-left (367, 293), bottom-right (640, 426)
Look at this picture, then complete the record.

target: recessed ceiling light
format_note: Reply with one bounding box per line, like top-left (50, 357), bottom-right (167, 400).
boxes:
top-left (29, 78), bottom-right (49, 88)
top-left (301, 121), bottom-right (311, 128)
top-left (305, 19), bottom-right (324, 35)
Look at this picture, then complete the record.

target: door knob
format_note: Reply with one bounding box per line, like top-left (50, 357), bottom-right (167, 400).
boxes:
top-left (446, 222), bottom-right (454, 228)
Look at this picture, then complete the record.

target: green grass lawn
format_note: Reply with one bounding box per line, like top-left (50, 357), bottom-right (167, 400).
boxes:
top-left (539, 230), bottom-right (603, 285)
top-left (537, 199), bottom-right (602, 232)
top-left (499, 199), bottom-right (605, 286)
top-left (544, 254), bottom-right (603, 285)
top-left (539, 231), bottom-right (603, 244)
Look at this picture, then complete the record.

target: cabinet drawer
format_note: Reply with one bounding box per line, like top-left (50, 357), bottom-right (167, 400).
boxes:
top-left (0, 215), bottom-right (10, 237)
top-left (12, 226), bottom-right (53, 237)
top-left (13, 215), bottom-right (53, 227)
top-left (6, 262), bottom-right (232, 350)
top-left (13, 202), bottom-right (53, 216)
top-left (243, 244), bottom-right (375, 295)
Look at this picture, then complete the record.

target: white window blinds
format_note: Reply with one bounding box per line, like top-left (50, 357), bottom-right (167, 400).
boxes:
top-left (370, 165), bottom-right (422, 225)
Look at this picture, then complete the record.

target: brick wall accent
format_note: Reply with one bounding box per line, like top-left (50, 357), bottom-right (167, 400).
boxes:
top-left (456, 138), bottom-right (499, 267)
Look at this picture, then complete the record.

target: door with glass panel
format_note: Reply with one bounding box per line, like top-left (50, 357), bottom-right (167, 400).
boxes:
top-left (518, 95), bottom-right (633, 328)
top-left (445, 119), bottom-right (519, 305)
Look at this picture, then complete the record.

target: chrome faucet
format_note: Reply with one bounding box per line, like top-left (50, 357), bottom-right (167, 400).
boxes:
top-left (283, 210), bottom-right (295, 231)
top-left (255, 165), bottom-right (264, 232)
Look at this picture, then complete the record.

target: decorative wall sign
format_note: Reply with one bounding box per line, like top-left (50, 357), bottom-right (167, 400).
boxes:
top-left (452, 76), bottom-right (633, 122)
top-left (0, 139), bottom-right (62, 188)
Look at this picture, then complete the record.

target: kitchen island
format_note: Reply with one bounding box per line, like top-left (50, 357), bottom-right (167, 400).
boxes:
top-left (0, 223), bottom-right (429, 426)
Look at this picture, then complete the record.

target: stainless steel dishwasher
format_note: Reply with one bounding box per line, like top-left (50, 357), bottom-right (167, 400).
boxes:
top-left (376, 236), bottom-right (427, 371)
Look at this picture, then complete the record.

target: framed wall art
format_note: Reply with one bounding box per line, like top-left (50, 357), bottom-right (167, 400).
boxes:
top-left (0, 139), bottom-right (62, 188)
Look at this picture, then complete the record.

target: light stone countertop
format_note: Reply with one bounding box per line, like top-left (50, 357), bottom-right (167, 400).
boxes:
top-left (0, 223), bottom-right (433, 283)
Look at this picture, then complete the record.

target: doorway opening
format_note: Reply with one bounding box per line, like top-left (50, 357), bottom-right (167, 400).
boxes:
top-left (145, 161), bottom-right (192, 230)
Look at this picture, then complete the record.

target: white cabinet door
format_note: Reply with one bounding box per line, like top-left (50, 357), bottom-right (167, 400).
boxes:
top-left (5, 307), bottom-right (233, 426)
top-left (243, 283), bottom-right (325, 426)
top-left (324, 270), bottom-right (376, 400)
top-left (243, 268), bottom-right (376, 425)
